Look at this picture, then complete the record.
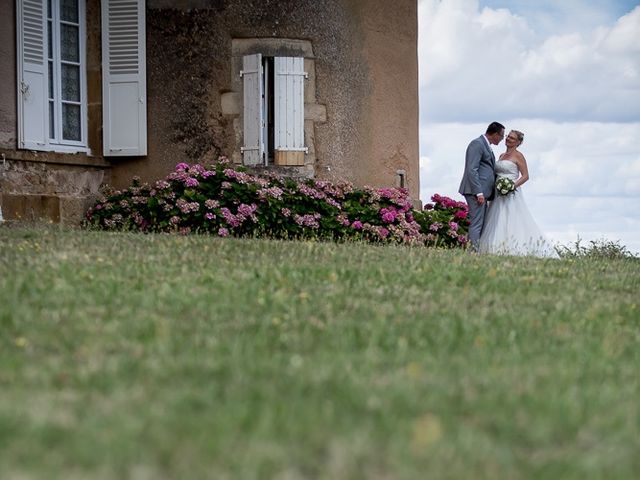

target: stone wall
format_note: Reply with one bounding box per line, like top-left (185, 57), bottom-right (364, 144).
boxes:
top-left (0, 0), bottom-right (17, 149)
top-left (112, 0), bottom-right (418, 197)
top-left (0, 155), bottom-right (106, 224)
top-left (0, 0), bottom-right (419, 224)
top-left (0, 0), bottom-right (106, 224)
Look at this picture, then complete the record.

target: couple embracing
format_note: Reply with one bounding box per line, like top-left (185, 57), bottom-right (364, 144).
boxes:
top-left (459, 122), bottom-right (558, 258)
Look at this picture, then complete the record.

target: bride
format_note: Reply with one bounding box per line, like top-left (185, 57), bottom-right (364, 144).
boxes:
top-left (478, 130), bottom-right (558, 258)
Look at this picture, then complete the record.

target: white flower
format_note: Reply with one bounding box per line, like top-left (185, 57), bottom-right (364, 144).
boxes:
top-left (496, 177), bottom-right (515, 196)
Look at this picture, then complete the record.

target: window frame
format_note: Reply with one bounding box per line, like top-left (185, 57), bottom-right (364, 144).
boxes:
top-left (241, 54), bottom-right (307, 166)
top-left (46, 0), bottom-right (88, 150)
top-left (17, 0), bottom-right (89, 154)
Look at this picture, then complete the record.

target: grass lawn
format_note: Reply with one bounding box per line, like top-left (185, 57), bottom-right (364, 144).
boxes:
top-left (1, 226), bottom-right (638, 479)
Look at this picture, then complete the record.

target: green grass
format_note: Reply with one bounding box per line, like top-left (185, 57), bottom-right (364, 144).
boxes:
top-left (1, 226), bottom-right (638, 479)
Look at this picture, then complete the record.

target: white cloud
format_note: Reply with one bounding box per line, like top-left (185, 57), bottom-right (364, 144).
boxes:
top-left (418, 1), bottom-right (640, 122)
top-left (481, 0), bottom-right (640, 38)
top-left (535, 195), bottom-right (640, 254)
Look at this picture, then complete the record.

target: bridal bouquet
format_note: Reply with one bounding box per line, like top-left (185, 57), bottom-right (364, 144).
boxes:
top-left (496, 177), bottom-right (515, 195)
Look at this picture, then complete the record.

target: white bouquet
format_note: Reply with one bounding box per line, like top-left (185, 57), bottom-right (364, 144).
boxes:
top-left (496, 177), bottom-right (516, 195)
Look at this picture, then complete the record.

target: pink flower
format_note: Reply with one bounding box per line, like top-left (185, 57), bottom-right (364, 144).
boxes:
top-left (205, 212), bottom-right (215, 220)
top-left (188, 164), bottom-right (205, 175)
top-left (380, 207), bottom-right (398, 224)
top-left (351, 220), bottom-right (363, 230)
top-left (454, 210), bottom-right (468, 219)
top-left (448, 221), bottom-right (459, 232)
top-left (218, 227), bottom-right (229, 237)
top-left (237, 203), bottom-right (258, 219)
top-left (221, 207), bottom-right (241, 227)
top-left (205, 199), bottom-right (219, 209)
top-left (175, 162), bottom-right (189, 171)
top-left (176, 199), bottom-right (198, 214)
top-left (325, 198), bottom-right (342, 209)
top-left (223, 169), bottom-right (253, 184)
top-left (258, 186), bottom-right (284, 200)
top-left (293, 213), bottom-right (322, 228)
top-left (337, 213), bottom-right (350, 226)
top-left (185, 177), bottom-right (199, 187)
top-left (299, 183), bottom-right (326, 200)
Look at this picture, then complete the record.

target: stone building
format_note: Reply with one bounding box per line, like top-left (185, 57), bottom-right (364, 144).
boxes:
top-left (0, 0), bottom-right (419, 223)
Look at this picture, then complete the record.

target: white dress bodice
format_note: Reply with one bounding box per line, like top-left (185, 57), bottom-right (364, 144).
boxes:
top-left (495, 159), bottom-right (519, 181)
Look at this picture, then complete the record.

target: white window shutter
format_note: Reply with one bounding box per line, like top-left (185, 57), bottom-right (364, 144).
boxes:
top-left (102, 0), bottom-right (147, 156)
top-left (274, 57), bottom-right (305, 152)
top-left (17, 0), bottom-right (48, 150)
top-left (241, 54), bottom-right (263, 166)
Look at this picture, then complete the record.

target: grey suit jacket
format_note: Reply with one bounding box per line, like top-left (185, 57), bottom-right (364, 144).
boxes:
top-left (458, 135), bottom-right (496, 201)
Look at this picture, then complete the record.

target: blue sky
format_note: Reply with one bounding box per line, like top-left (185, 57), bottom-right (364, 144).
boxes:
top-left (482, 0), bottom-right (639, 34)
top-left (418, 0), bottom-right (640, 252)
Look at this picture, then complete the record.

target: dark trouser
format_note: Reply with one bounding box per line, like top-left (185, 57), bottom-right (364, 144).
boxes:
top-left (464, 194), bottom-right (487, 251)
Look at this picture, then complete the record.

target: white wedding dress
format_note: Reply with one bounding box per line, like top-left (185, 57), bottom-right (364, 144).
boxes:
top-left (478, 160), bottom-right (558, 258)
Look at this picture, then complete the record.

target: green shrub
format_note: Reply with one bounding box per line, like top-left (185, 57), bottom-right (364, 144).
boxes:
top-left (556, 237), bottom-right (638, 260)
top-left (85, 158), bottom-right (469, 248)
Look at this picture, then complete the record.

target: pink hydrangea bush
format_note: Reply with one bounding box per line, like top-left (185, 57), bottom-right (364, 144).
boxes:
top-left (412, 194), bottom-right (469, 248)
top-left (85, 159), bottom-right (467, 248)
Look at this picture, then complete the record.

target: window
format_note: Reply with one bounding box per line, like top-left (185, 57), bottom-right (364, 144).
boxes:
top-left (47, 0), bottom-right (86, 146)
top-left (17, 0), bottom-right (86, 152)
top-left (242, 54), bottom-right (307, 166)
top-left (17, 0), bottom-right (147, 156)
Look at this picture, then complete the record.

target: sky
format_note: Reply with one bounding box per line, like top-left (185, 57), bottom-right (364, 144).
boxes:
top-left (418, 0), bottom-right (640, 253)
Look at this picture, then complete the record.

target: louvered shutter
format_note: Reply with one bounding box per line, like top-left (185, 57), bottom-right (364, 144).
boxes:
top-left (274, 57), bottom-right (306, 165)
top-left (241, 54), bottom-right (263, 166)
top-left (17, 0), bottom-right (48, 150)
top-left (102, 0), bottom-right (147, 156)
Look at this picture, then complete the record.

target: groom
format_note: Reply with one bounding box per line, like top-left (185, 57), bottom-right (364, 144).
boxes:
top-left (458, 122), bottom-right (505, 250)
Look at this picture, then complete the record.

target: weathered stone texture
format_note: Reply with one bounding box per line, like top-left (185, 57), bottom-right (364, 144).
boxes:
top-left (0, 160), bottom-right (104, 224)
top-left (111, 0), bottom-right (377, 189)
top-left (0, 0), bottom-right (17, 150)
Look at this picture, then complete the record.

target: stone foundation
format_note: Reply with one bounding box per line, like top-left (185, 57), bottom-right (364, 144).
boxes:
top-left (0, 157), bottom-right (106, 225)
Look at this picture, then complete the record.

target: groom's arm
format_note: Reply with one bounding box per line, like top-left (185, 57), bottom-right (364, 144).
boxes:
top-left (465, 140), bottom-right (484, 197)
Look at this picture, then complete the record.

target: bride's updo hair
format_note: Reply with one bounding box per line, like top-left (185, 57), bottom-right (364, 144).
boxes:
top-left (512, 130), bottom-right (524, 144)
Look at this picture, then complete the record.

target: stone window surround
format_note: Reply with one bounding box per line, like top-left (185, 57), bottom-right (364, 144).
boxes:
top-left (220, 38), bottom-right (327, 178)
